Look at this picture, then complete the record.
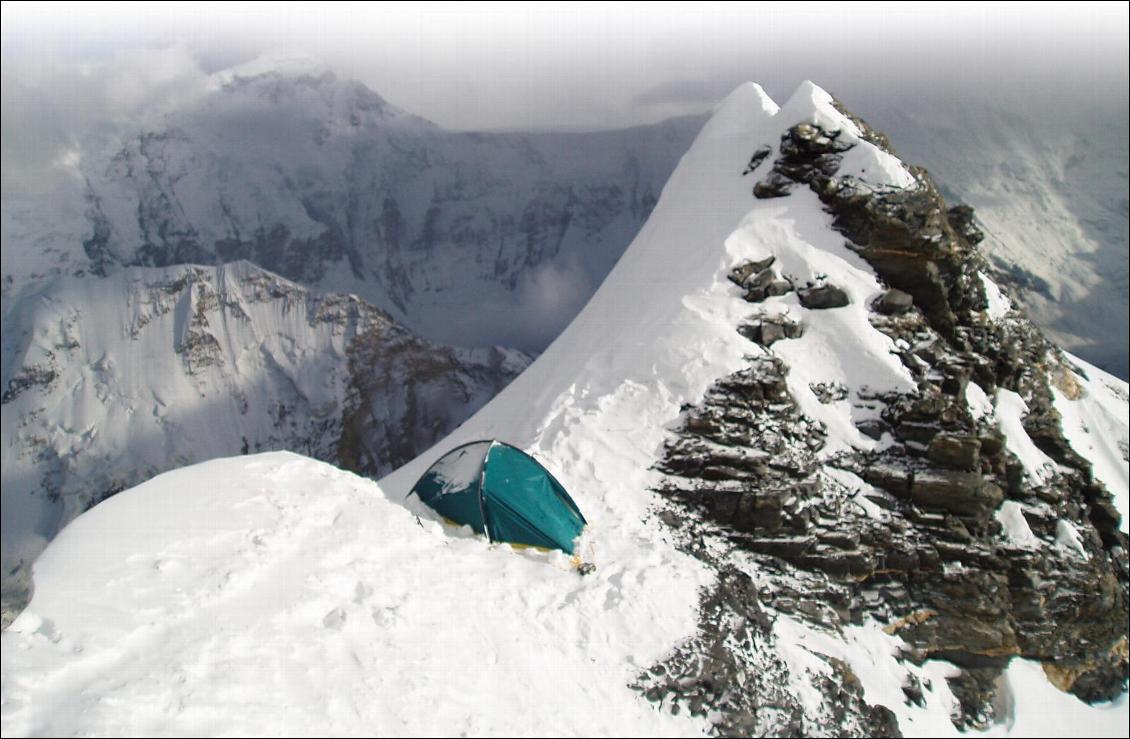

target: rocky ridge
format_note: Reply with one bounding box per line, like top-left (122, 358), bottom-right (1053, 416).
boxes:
top-left (641, 100), bottom-right (1128, 734)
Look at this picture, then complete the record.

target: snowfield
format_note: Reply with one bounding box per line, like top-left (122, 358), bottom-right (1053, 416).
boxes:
top-left (1, 453), bottom-right (705, 736)
top-left (3, 81), bottom-right (1128, 736)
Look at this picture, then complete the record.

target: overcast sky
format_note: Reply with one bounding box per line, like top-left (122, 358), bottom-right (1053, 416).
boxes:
top-left (3, 1), bottom-right (1128, 131)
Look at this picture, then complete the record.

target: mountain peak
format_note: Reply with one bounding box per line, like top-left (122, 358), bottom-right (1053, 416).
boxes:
top-left (698, 82), bottom-right (781, 139)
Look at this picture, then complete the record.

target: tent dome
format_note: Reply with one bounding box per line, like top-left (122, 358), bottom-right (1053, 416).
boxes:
top-left (408, 440), bottom-right (586, 554)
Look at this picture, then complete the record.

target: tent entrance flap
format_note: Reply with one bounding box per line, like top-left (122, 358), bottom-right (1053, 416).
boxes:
top-left (410, 441), bottom-right (491, 535)
top-left (409, 440), bottom-right (586, 554)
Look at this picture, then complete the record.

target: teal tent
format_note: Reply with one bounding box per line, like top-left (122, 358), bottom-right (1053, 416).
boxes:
top-left (408, 440), bottom-right (586, 554)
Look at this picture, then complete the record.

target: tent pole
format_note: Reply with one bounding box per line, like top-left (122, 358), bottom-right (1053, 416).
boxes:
top-left (477, 441), bottom-right (495, 542)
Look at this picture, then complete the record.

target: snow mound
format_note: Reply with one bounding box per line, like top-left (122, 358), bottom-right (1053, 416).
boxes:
top-left (1, 453), bottom-right (702, 737)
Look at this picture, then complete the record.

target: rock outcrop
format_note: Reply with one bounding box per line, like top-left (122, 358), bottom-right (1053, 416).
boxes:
top-left (646, 101), bottom-right (1128, 734)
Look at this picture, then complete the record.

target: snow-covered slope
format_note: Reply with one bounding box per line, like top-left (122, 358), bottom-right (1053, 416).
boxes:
top-left (2, 54), bottom-right (697, 354)
top-left (0, 453), bottom-right (705, 736)
top-left (0, 261), bottom-right (525, 621)
top-left (3, 82), bottom-right (1128, 736)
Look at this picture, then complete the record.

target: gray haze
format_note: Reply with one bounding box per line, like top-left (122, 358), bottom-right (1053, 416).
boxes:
top-left (3, 3), bottom-right (1127, 132)
top-left (2, 3), bottom-right (1126, 195)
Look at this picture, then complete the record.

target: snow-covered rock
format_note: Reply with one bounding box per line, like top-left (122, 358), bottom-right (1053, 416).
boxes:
top-left (868, 101), bottom-right (1129, 379)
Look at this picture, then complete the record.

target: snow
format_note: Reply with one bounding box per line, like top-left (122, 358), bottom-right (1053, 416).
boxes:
top-left (980, 271), bottom-right (1013, 320)
top-left (1050, 354), bottom-right (1130, 533)
top-left (995, 388), bottom-right (1058, 485)
top-left (981, 659), bottom-right (1128, 738)
top-left (1054, 519), bottom-right (1088, 559)
top-left (996, 500), bottom-right (1041, 549)
top-left (0, 262), bottom-right (519, 589)
top-left (1, 453), bottom-right (703, 737)
top-left (3, 79), bottom-right (1127, 737)
top-left (731, 192), bottom-right (917, 452)
top-left (966, 381), bottom-right (996, 421)
top-left (427, 441), bottom-right (489, 494)
top-left (775, 81), bottom-right (916, 190)
top-left (699, 82), bottom-right (779, 139)
top-left (772, 616), bottom-right (1129, 738)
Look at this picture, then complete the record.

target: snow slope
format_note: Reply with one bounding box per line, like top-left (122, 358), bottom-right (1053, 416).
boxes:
top-left (0, 453), bottom-right (706, 736)
top-left (3, 82), bottom-right (1127, 736)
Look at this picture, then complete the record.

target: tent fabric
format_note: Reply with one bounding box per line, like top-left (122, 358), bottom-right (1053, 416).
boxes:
top-left (409, 440), bottom-right (586, 554)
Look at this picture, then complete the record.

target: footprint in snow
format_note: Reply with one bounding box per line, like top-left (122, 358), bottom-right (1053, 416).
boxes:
top-left (322, 607), bottom-right (347, 630)
top-left (371, 606), bottom-right (398, 628)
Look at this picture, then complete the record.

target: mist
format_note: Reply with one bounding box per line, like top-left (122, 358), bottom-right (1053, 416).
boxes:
top-left (4, 3), bottom-right (1126, 132)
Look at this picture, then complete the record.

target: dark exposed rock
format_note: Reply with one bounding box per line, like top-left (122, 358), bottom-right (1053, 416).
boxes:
top-left (728, 256), bottom-right (775, 286)
top-left (739, 314), bottom-right (804, 347)
top-left (337, 327), bottom-right (523, 477)
top-left (738, 265), bottom-right (795, 304)
top-left (634, 565), bottom-right (901, 737)
top-left (810, 382), bottom-right (849, 404)
top-left (856, 419), bottom-right (888, 440)
top-left (945, 667), bottom-right (1007, 730)
top-left (767, 279), bottom-right (794, 297)
top-left (875, 288), bottom-right (914, 315)
top-left (742, 145), bottom-right (773, 176)
top-left (908, 470), bottom-right (1003, 518)
top-left (797, 282), bottom-right (850, 309)
top-left (948, 205), bottom-right (985, 246)
top-left (927, 434), bottom-right (981, 471)
top-left (753, 173), bottom-right (794, 199)
top-left (742, 267), bottom-right (776, 300)
top-left (2, 365), bottom-right (59, 405)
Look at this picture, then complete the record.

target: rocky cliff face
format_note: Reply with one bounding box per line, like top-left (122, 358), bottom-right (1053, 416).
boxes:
top-left (643, 100), bottom-right (1128, 734)
top-left (0, 261), bottom-right (526, 625)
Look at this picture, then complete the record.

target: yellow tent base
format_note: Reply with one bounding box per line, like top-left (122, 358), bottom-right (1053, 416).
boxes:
top-left (437, 517), bottom-right (593, 572)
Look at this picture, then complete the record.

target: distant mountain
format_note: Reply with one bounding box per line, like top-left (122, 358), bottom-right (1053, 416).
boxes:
top-left (0, 261), bottom-right (526, 620)
top-left (1, 53), bottom-right (699, 620)
top-left (3, 53), bottom-right (697, 354)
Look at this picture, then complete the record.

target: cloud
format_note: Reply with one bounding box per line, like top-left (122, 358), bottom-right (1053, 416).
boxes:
top-left (510, 256), bottom-right (595, 352)
top-left (1, 43), bottom-right (210, 196)
top-left (633, 78), bottom-right (735, 110)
